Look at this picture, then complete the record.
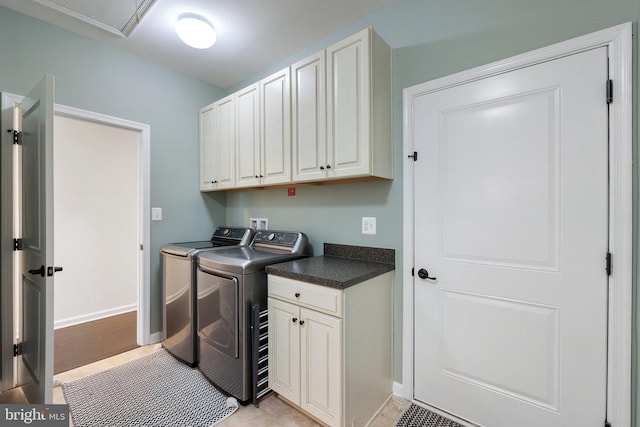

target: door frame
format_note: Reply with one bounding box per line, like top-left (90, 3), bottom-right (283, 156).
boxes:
top-left (0, 92), bottom-right (24, 392)
top-left (402, 22), bottom-right (632, 426)
top-left (54, 105), bottom-right (152, 346)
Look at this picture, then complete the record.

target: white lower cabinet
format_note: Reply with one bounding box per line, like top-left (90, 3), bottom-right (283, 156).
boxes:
top-left (268, 273), bottom-right (393, 427)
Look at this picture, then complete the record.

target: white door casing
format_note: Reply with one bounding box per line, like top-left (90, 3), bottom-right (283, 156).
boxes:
top-left (403, 23), bottom-right (632, 427)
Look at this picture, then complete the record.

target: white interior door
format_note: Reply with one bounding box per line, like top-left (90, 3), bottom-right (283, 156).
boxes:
top-left (19, 75), bottom-right (56, 403)
top-left (412, 47), bottom-right (609, 426)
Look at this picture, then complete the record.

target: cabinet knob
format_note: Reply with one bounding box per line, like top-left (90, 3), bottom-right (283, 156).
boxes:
top-left (319, 166), bottom-right (325, 170)
top-left (292, 317), bottom-right (298, 323)
top-left (326, 164), bottom-right (331, 169)
top-left (255, 175), bottom-right (259, 178)
top-left (294, 292), bottom-right (300, 298)
top-left (299, 320), bottom-right (305, 326)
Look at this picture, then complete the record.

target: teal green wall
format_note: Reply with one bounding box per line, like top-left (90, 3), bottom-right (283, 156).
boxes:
top-left (0, 6), bottom-right (228, 331)
top-left (1, 0), bottom-right (639, 422)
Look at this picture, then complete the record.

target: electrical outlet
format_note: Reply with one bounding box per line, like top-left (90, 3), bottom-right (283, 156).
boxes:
top-left (250, 218), bottom-right (269, 230)
top-left (362, 217), bottom-right (376, 235)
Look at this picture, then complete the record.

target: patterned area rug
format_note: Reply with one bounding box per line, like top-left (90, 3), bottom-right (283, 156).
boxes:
top-left (62, 349), bottom-right (238, 427)
top-left (395, 404), bottom-right (465, 427)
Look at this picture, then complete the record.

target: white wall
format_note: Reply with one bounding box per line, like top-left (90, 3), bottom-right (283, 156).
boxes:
top-left (53, 115), bottom-right (139, 329)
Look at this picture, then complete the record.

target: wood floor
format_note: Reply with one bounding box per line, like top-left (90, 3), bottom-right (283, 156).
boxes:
top-left (54, 311), bottom-right (138, 374)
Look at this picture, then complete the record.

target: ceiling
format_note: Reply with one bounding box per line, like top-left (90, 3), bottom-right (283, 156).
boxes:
top-left (0, 0), bottom-right (395, 88)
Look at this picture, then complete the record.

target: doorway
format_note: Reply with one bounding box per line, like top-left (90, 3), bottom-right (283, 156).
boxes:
top-left (402, 23), bottom-right (631, 426)
top-left (53, 112), bottom-right (141, 373)
top-left (53, 104), bottom-right (152, 351)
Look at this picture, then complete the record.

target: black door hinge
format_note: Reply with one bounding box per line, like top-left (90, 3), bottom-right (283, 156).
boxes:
top-left (606, 252), bottom-right (612, 276)
top-left (605, 419), bottom-right (611, 427)
top-left (606, 79), bottom-right (613, 104)
top-left (411, 267), bottom-right (415, 276)
top-left (407, 151), bottom-right (418, 161)
top-left (13, 238), bottom-right (23, 251)
top-left (13, 343), bottom-right (22, 357)
top-left (7, 129), bottom-right (22, 145)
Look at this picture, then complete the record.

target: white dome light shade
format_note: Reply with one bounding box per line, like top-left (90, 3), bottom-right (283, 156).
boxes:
top-left (176, 14), bottom-right (216, 49)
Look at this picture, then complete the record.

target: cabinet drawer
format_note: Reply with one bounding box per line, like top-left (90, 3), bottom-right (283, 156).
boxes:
top-left (268, 275), bottom-right (343, 318)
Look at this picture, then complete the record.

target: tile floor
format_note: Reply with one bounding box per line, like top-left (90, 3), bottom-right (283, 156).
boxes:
top-left (2, 344), bottom-right (410, 426)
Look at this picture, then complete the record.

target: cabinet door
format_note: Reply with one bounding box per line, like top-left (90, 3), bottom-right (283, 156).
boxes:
top-left (236, 83), bottom-right (261, 187)
top-left (300, 308), bottom-right (342, 427)
top-left (213, 95), bottom-right (236, 189)
top-left (199, 103), bottom-right (215, 191)
top-left (292, 51), bottom-right (327, 183)
top-left (260, 67), bottom-right (292, 185)
top-left (327, 28), bottom-right (371, 178)
top-left (268, 297), bottom-right (300, 405)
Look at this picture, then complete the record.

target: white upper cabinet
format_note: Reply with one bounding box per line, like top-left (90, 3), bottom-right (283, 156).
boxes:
top-left (293, 28), bottom-right (392, 183)
top-left (326, 28), bottom-right (392, 180)
top-left (200, 27), bottom-right (391, 191)
top-left (260, 67), bottom-right (292, 186)
top-left (292, 51), bottom-right (327, 183)
top-left (199, 95), bottom-right (236, 191)
top-left (199, 102), bottom-right (215, 191)
top-left (212, 95), bottom-right (236, 189)
top-left (235, 83), bottom-right (261, 188)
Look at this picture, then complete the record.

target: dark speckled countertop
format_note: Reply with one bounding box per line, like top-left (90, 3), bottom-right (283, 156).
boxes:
top-left (265, 243), bottom-right (395, 289)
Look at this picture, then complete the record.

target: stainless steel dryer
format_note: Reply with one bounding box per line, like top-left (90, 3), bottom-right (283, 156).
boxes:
top-left (196, 230), bottom-right (309, 402)
top-left (161, 226), bottom-right (254, 366)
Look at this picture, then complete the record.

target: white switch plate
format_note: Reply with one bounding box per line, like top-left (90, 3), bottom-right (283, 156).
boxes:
top-left (362, 217), bottom-right (376, 235)
top-left (151, 207), bottom-right (162, 221)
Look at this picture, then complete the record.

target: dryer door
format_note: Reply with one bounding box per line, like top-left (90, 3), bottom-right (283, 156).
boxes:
top-left (196, 269), bottom-right (239, 359)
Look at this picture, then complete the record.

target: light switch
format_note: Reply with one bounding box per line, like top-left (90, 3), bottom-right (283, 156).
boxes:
top-left (151, 207), bottom-right (163, 221)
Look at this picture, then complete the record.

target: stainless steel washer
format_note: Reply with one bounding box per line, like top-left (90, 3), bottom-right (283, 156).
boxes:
top-left (196, 230), bottom-right (309, 402)
top-left (161, 226), bottom-right (253, 366)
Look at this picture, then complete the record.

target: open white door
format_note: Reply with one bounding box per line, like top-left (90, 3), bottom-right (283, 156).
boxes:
top-left (18, 75), bottom-right (57, 403)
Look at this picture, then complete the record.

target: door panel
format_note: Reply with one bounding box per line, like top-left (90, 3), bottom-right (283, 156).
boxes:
top-left (20, 75), bottom-right (55, 403)
top-left (268, 297), bottom-right (300, 404)
top-left (300, 308), bottom-right (342, 426)
top-left (412, 48), bottom-right (608, 426)
top-left (196, 269), bottom-right (238, 359)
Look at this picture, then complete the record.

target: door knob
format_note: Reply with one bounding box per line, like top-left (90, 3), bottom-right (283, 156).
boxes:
top-left (28, 265), bottom-right (45, 277)
top-left (417, 268), bottom-right (437, 281)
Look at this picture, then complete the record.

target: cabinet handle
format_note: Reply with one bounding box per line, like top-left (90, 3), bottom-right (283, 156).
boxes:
top-left (292, 317), bottom-right (298, 323)
top-left (326, 164), bottom-right (331, 169)
top-left (299, 320), bottom-right (305, 326)
top-left (294, 292), bottom-right (300, 298)
top-left (319, 166), bottom-right (325, 170)
top-left (255, 175), bottom-right (259, 178)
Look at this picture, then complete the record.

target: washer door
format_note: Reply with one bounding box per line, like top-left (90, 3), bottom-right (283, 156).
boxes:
top-left (196, 269), bottom-right (239, 359)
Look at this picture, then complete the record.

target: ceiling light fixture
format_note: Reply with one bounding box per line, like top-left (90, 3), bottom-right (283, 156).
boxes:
top-left (175, 13), bottom-right (216, 49)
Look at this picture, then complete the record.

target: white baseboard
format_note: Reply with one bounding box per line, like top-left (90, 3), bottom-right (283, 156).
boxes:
top-left (393, 381), bottom-right (404, 397)
top-left (54, 304), bottom-right (137, 330)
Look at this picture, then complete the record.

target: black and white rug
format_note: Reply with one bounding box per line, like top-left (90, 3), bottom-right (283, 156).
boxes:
top-left (62, 349), bottom-right (239, 427)
top-left (396, 404), bottom-right (465, 427)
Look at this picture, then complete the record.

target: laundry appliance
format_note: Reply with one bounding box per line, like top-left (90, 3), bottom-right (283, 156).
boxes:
top-left (161, 226), bottom-right (254, 366)
top-left (196, 230), bottom-right (309, 402)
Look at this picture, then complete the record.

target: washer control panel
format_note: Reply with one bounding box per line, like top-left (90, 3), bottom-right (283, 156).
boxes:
top-left (253, 230), bottom-right (300, 247)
